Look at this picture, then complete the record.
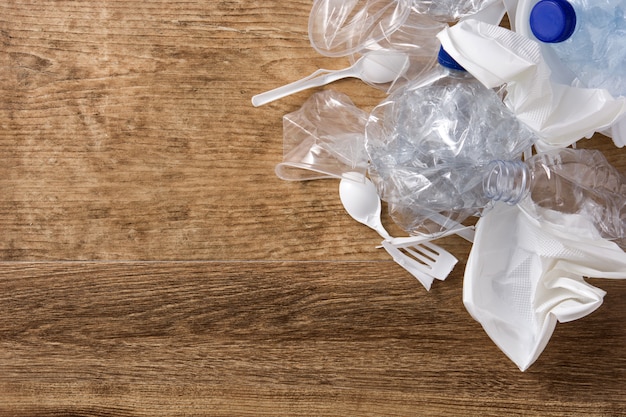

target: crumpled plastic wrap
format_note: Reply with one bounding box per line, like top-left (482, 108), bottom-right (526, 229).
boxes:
top-left (276, 90), bottom-right (369, 182)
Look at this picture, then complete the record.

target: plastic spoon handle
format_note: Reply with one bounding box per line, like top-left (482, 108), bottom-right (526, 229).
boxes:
top-left (251, 67), bottom-right (356, 107)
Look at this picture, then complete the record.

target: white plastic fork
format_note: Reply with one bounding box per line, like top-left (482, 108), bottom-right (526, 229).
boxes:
top-left (339, 176), bottom-right (465, 289)
top-left (381, 239), bottom-right (458, 290)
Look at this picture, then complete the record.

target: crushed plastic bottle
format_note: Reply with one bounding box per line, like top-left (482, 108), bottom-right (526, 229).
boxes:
top-left (485, 148), bottom-right (626, 248)
top-left (365, 47), bottom-right (538, 236)
top-left (527, 0), bottom-right (626, 97)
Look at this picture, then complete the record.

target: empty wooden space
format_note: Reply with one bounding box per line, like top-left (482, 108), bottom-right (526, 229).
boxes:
top-left (0, 1), bottom-right (624, 415)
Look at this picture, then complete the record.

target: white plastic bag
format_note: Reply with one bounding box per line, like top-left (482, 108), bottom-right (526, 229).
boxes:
top-left (464, 202), bottom-right (626, 371)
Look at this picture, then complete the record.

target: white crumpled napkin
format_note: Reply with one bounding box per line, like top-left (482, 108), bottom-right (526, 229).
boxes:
top-left (437, 20), bottom-right (626, 149)
top-left (464, 202), bottom-right (626, 371)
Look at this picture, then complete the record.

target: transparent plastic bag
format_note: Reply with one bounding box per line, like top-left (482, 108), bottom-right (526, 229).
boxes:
top-left (308, 0), bottom-right (413, 57)
top-left (365, 58), bottom-right (537, 235)
top-left (276, 90), bottom-right (369, 182)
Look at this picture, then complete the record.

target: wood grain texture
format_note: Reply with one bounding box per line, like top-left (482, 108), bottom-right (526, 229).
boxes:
top-left (0, 0), bottom-right (388, 261)
top-left (0, 0), bottom-right (624, 415)
top-left (0, 262), bottom-right (624, 416)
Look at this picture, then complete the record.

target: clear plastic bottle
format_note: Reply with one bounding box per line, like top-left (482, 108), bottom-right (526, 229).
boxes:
top-left (365, 47), bottom-right (538, 236)
top-left (528, 0), bottom-right (626, 97)
top-left (484, 148), bottom-right (626, 247)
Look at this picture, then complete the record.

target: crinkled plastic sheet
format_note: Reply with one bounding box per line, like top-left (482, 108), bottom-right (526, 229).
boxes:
top-left (276, 90), bottom-right (369, 182)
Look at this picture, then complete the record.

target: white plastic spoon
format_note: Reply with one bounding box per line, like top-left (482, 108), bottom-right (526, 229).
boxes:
top-left (338, 176), bottom-right (449, 288)
top-left (339, 176), bottom-right (475, 289)
top-left (251, 51), bottom-right (409, 107)
top-left (339, 175), bottom-right (392, 240)
top-left (339, 176), bottom-right (475, 243)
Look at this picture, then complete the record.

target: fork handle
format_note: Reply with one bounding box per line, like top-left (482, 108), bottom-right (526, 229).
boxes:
top-left (387, 225), bottom-right (475, 246)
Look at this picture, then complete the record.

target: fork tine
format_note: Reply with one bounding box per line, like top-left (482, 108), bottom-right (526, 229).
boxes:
top-left (381, 241), bottom-right (436, 290)
top-left (385, 240), bottom-right (458, 281)
top-left (419, 241), bottom-right (458, 280)
top-left (400, 246), bottom-right (436, 267)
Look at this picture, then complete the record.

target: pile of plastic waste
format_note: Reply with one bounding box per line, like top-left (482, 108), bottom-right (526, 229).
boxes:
top-left (253, 0), bottom-right (626, 371)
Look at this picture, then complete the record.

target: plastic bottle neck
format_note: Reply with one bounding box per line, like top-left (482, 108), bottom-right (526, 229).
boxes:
top-left (483, 160), bottom-right (531, 205)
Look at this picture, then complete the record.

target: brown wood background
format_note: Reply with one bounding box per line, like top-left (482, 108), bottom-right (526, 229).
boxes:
top-left (0, 1), bottom-right (624, 415)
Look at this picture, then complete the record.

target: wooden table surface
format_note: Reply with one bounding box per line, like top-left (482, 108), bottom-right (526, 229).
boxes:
top-left (0, 1), bottom-right (624, 415)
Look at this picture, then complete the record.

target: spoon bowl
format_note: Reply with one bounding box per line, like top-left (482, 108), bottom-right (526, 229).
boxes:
top-left (358, 51), bottom-right (410, 84)
top-left (338, 175), bottom-right (391, 240)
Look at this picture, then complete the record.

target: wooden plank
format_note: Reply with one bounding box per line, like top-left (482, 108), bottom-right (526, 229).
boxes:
top-left (0, 0), bottom-right (387, 261)
top-left (0, 262), bottom-right (623, 416)
top-left (0, 0), bottom-right (624, 414)
top-left (0, 0), bottom-right (623, 262)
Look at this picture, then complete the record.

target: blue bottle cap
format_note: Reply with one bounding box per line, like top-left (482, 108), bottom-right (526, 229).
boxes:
top-left (529, 0), bottom-right (577, 43)
top-left (437, 46), bottom-right (466, 71)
